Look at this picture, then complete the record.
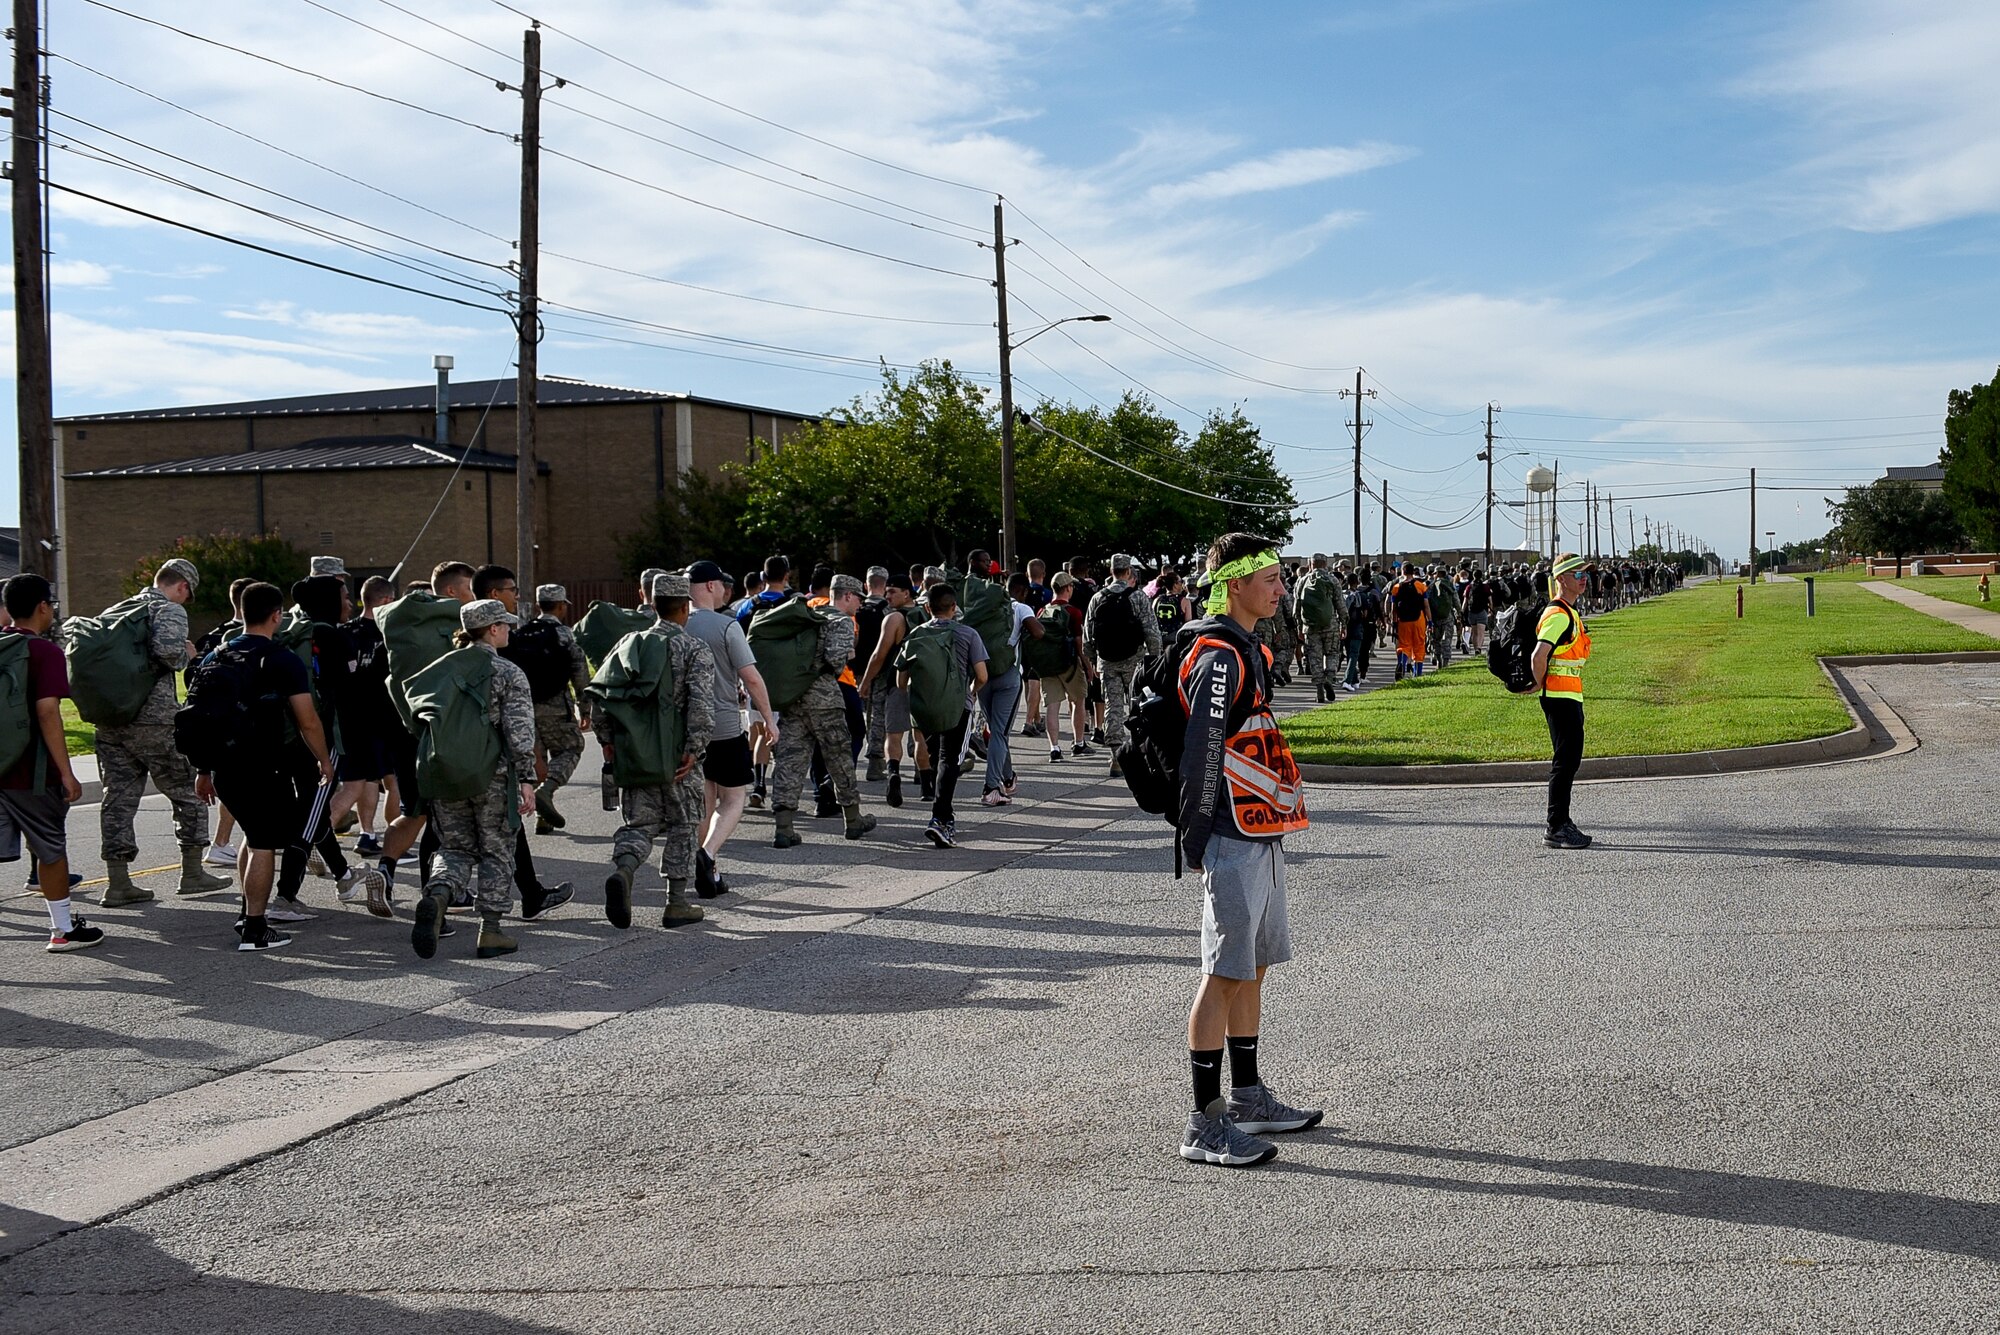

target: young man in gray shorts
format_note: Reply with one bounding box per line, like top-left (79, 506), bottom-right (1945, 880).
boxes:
top-left (1175, 533), bottom-right (1318, 1166)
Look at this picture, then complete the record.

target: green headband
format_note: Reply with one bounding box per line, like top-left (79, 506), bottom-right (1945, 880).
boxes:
top-left (1205, 550), bottom-right (1279, 614)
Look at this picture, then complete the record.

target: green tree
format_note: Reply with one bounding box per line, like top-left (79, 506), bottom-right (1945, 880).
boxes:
top-left (1826, 479), bottom-right (1965, 577)
top-left (1942, 365), bottom-right (2000, 548)
top-left (122, 530), bottom-right (310, 629)
top-left (614, 470), bottom-right (763, 581)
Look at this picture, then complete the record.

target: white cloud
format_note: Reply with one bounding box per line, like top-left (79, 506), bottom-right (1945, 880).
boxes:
top-left (1147, 143), bottom-right (1414, 208)
top-left (49, 260), bottom-right (115, 288)
top-left (146, 294), bottom-right (200, 305)
top-left (1739, 0), bottom-right (2000, 231)
top-left (41, 312), bottom-right (389, 402)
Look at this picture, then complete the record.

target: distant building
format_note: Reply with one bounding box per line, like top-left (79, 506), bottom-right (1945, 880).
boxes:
top-left (57, 377), bottom-right (814, 614)
top-left (0, 527), bottom-right (18, 581)
top-left (1879, 464), bottom-right (1945, 491)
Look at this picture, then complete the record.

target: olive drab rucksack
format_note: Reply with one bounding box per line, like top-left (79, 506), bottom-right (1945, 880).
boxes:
top-left (376, 590), bottom-right (463, 733)
top-left (574, 601), bottom-right (654, 669)
top-left (61, 594), bottom-right (162, 726)
top-left (897, 620), bottom-right (971, 734)
top-left (402, 646), bottom-right (503, 801)
top-left (1018, 603), bottom-right (1074, 680)
top-left (956, 573), bottom-right (1017, 679)
top-left (0, 634), bottom-right (37, 779)
top-left (583, 628), bottom-right (685, 788)
top-left (746, 595), bottom-right (832, 713)
top-left (1298, 570), bottom-right (1341, 631)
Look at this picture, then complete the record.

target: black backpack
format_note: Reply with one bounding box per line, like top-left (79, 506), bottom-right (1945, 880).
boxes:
top-left (501, 618), bottom-right (574, 702)
top-left (1087, 583), bottom-right (1146, 661)
top-left (1488, 598), bottom-right (1574, 694)
top-left (175, 640), bottom-right (288, 772)
top-left (854, 595), bottom-right (889, 669)
top-left (1116, 623), bottom-right (1260, 877)
top-left (1392, 578), bottom-right (1427, 622)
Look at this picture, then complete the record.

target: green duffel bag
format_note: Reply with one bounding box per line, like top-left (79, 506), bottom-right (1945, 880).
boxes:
top-left (376, 590), bottom-right (463, 733)
top-left (575, 601), bottom-right (655, 669)
top-left (746, 596), bottom-right (831, 713)
top-left (584, 627), bottom-right (685, 789)
top-left (62, 594), bottom-right (162, 726)
top-left (403, 646), bottom-right (503, 802)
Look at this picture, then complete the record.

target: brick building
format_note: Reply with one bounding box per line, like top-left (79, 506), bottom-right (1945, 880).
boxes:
top-left (56, 377), bottom-right (813, 614)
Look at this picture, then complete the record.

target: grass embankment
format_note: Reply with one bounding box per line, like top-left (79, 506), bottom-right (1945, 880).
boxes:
top-left (1281, 578), bottom-right (1995, 766)
top-left (1880, 574), bottom-right (1997, 613)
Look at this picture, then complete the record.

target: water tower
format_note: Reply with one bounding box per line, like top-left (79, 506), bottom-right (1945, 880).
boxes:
top-left (1524, 466), bottom-right (1557, 556)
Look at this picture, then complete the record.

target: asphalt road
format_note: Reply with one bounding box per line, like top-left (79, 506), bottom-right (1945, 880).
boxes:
top-left (4, 662), bottom-right (1999, 1333)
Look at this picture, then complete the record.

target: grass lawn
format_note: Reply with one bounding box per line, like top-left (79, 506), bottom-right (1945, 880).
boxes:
top-left (60, 701), bottom-right (95, 758)
top-left (1879, 574), bottom-right (1999, 614)
top-left (1282, 578), bottom-right (1996, 765)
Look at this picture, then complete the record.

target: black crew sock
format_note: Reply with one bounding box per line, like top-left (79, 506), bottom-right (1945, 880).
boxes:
top-left (1227, 1034), bottom-right (1262, 1089)
top-left (244, 913), bottom-right (268, 938)
top-left (888, 759), bottom-right (900, 775)
top-left (1191, 1046), bottom-right (1224, 1114)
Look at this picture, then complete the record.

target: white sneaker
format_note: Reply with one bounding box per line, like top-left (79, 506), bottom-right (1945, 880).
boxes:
top-left (336, 866), bottom-right (386, 905)
top-left (204, 844), bottom-right (238, 868)
top-left (266, 896), bottom-right (316, 923)
top-left (980, 789), bottom-right (1011, 807)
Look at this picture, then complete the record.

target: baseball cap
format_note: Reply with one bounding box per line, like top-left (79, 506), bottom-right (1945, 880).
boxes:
top-left (684, 559), bottom-right (728, 585)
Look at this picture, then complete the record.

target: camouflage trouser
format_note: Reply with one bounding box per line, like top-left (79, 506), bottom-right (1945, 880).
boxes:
top-left (1097, 654), bottom-right (1144, 749)
top-left (771, 678), bottom-right (856, 811)
top-left (97, 723), bottom-right (208, 862)
top-left (534, 697), bottom-right (585, 789)
top-left (1300, 625), bottom-right (1343, 689)
top-left (613, 773), bottom-right (705, 883)
top-left (426, 769), bottom-right (519, 918)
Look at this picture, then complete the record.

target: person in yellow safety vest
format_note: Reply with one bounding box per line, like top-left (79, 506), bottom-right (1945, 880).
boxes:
top-left (1533, 552), bottom-right (1593, 850)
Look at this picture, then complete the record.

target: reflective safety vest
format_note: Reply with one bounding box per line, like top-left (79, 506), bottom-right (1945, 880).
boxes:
top-left (1176, 633), bottom-right (1309, 839)
top-left (1538, 600), bottom-right (1590, 698)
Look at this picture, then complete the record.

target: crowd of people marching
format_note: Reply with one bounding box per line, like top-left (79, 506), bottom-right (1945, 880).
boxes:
top-left (9, 546), bottom-right (1681, 959)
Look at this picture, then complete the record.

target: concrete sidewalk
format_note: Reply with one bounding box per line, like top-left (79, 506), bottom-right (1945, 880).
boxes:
top-left (1862, 579), bottom-right (2000, 639)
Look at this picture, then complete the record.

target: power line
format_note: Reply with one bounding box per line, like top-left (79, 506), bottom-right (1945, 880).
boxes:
top-left (1361, 479), bottom-right (1485, 531)
top-left (50, 53), bottom-right (515, 246)
top-left (539, 145), bottom-right (986, 281)
top-left (1021, 413), bottom-right (1306, 510)
top-left (292, 0), bottom-right (507, 84)
top-left (47, 181), bottom-right (510, 313)
top-left (541, 319), bottom-right (885, 384)
top-left (77, 0), bottom-right (514, 139)
top-left (1505, 430), bottom-right (1940, 446)
top-left (1506, 409), bottom-right (1938, 425)
top-left (539, 299), bottom-right (995, 377)
top-left (483, 0), bottom-right (991, 195)
top-left (541, 248), bottom-right (987, 327)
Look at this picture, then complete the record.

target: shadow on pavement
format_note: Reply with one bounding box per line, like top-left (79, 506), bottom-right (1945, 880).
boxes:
top-left (0, 1205), bottom-right (576, 1335)
top-left (1303, 1137), bottom-right (2000, 1263)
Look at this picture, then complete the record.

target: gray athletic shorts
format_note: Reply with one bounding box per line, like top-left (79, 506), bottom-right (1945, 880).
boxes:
top-left (1199, 834), bottom-right (1291, 980)
top-left (884, 686), bottom-right (911, 732)
top-left (0, 787), bottom-right (69, 864)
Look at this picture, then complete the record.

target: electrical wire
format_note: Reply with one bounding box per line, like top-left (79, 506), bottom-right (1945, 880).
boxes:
top-left (1360, 479), bottom-right (1485, 531)
top-left (50, 53), bottom-right (515, 246)
top-left (293, 0), bottom-right (507, 84)
top-left (77, 0), bottom-right (514, 139)
top-left (541, 249), bottom-right (988, 327)
top-left (1504, 431), bottom-right (1941, 446)
top-left (1021, 414), bottom-right (1305, 510)
top-left (539, 300), bottom-right (996, 378)
top-left (540, 145), bottom-right (987, 282)
top-left (1505, 409), bottom-right (1938, 425)
top-left (484, 0), bottom-right (991, 195)
top-left (392, 350), bottom-right (517, 581)
top-left (48, 181), bottom-right (511, 313)
top-left (540, 319), bottom-right (885, 384)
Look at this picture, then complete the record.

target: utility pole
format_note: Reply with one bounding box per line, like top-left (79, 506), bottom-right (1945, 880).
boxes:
top-left (1380, 478), bottom-right (1389, 568)
top-left (1478, 402), bottom-right (1497, 568)
top-left (11, 0), bottom-right (53, 579)
top-left (993, 199), bottom-right (1019, 574)
top-left (513, 25), bottom-right (544, 594)
top-left (1748, 467), bottom-right (1757, 584)
top-left (1339, 371), bottom-right (1375, 566)
top-left (1605, 492), bottom-right (1616, 560)
top-left (1550, 462), bottom-right (1560, 556)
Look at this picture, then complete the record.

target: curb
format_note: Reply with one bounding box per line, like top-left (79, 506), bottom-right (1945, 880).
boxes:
top-left (1296, 651), bottom-right (2000, 787)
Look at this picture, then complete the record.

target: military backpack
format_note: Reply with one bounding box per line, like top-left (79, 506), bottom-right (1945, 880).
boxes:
top-left (62, 594), bottom-right (162, 727)
top-left (574, 601), bottom-right (654, 669)
top-left (0, 633), bottom-right (37, 780)
top-left (746, 596), bottom-right (831, 713)
top-left (402, 646), bottom-right (504, 802)
top-left (898, 621), bottom-right (971, 735)
top-left (584, 628), bottom-right (685, 788)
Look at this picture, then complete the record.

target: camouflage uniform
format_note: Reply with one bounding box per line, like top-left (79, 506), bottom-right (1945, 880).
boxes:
top-left (610, 621), bottom-right (717, 881)
top-left (771, 614), bottom-right (860, 811)
top-left (427, 647), bottom-right (539, 917)
top-left (1085, 580), bottom-right (1162, 751)
top-left (531, 612), bottom-right (593, 788)
top-left (97, 589), bottom-right (208, 862)
top-left (1293, 571), bottom-right (1347, 693)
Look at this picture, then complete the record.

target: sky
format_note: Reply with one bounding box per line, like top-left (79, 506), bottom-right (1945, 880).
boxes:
top-left (7, 0), bottom-right (1999, 566)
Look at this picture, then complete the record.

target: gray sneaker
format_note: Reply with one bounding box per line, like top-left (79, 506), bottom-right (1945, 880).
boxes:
top-left (1180, 1102), bottom-right (1277, 1167)
top-left (1225, 1083), bottom-right (1324, 1135)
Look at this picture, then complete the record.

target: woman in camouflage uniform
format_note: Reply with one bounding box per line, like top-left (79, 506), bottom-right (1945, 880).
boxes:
top-left (411, 598), bottom-right (540, 961)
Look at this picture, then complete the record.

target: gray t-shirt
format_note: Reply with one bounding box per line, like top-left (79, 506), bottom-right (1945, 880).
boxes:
top-left (685, 607), bottom-right (756, 741)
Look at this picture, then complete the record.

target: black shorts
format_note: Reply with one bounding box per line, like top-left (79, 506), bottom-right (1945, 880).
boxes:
top-left (337, 725), bottom-right (394, 783)
top-left (213, 762), bottom-right (305, 851)
top-left (703, 734), bottom-right (754, 788)
top-left (389, 725), bottom-right (422, 808)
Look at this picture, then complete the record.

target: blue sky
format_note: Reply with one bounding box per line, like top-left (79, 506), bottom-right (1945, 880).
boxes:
top-left (7, 0), bottom-right (1997, 564)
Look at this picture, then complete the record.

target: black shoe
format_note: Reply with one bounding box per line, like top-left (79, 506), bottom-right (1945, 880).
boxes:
top-left (1091, 727), bottom-right (1106, 745)
top-left (1543, 824), bottom-right (1592, 850)
top-left (694, 848), bottom-right (723, 899)
top-left (814, 791), bottom-right (839, 819)
top-left (605, 867), bottom-right (633, 930)
top-left (27, 872), bottom-right (83, 892)
top-left (885, 773), bottom-right (903, 808)
top-left (521, 881), bottom-right (574, 921)
top-left (237, 926), bottom-right (292, 953)
top-left (411, 892), bottom-right (446, 959)
top-left (1560, 821), bottom-right (1594, 848)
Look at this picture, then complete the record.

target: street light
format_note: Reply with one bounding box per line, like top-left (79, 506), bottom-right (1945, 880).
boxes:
top-left (1765, 530), bottom-right (1777, 573)
top-left (998, 314), bottom-right (1111, 574)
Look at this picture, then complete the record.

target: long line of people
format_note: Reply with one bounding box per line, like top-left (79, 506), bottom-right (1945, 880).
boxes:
top-left (14, 547), bottom-right (1683, 957)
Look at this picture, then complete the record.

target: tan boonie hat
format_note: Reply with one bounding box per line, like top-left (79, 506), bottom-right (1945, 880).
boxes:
top-left (830, 574), bottom-right (864, 597)
top-left (159, 558), bottom-right (199, 590)
top-left (460, 598), bottom-right (519, 631)
top-left (536, 584), bottom-right (567, 605)
top-left (650, 571), bottom-right (690, 600)
top-left (309, 556), bottom-right (348, 577)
